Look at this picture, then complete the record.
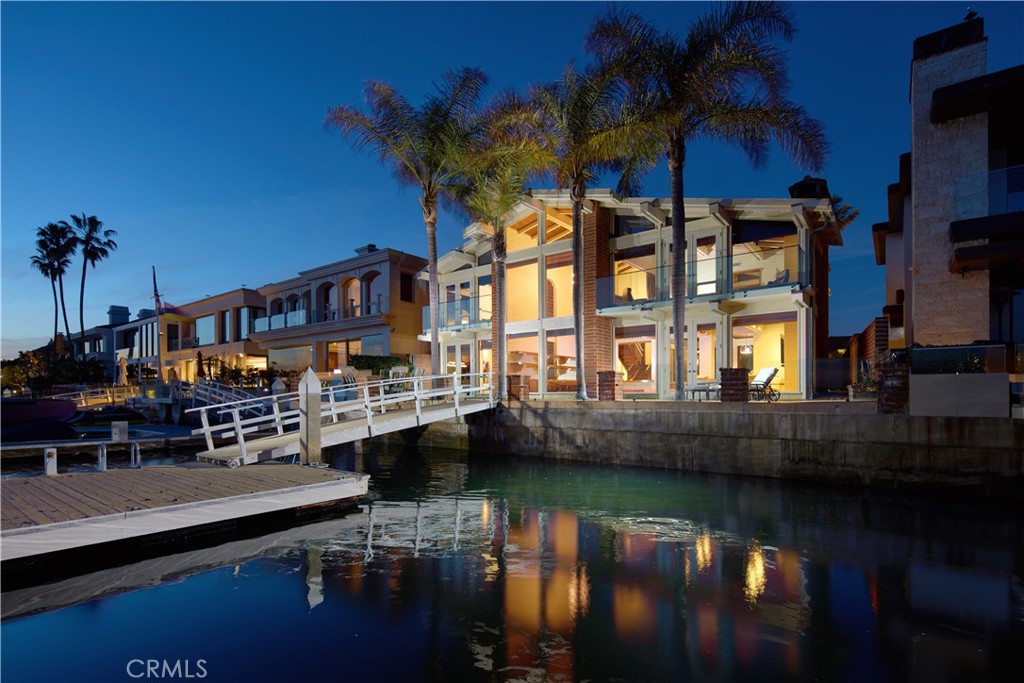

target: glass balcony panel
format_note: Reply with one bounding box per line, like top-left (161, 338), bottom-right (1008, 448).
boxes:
top-left (422, 295), bottom-right (492, 333)
top-left (596, 265), bottom-right (671, 309)
top-left (254, 317), bottom-right (269, 333)
top-left (285, 309), bottom-right (309, 327)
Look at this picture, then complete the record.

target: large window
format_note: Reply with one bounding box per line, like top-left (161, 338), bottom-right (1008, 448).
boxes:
top-left (731, 221), bottom-right (798, 290)
top-left (544, 253), bottom-right (573, 318)
top-left (507, 332), bottom-right (539, 394)
top-left (195, 315), bottom-right (215, 347)
top-left (361, 333), bottom-right (384, 356)
top-left (506, 259), bottom-right (539, 322)
top-left (268, 346), bottom-right (312, 373)
top-left (732, 313), bottom-right (798, 392)
top-left (613, 245), bottom-right (657, 303)
top-left (545, 328), bottom-right (576, 392)
top-left (694, 236), bottom-right (718, 296)
top-left (615, 325), bottom-right (655, 394)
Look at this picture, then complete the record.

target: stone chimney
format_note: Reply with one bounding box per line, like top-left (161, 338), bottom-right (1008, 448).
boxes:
top-left (108, 305), bottom-right (130, 325)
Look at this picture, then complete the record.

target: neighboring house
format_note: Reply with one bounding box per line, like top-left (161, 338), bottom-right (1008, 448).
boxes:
top-left (871, 16), bottom-right (1022, 418)
top-left (430, 181), bottom-right (840, 399)
top-left (68, 305), bottom-right (131, 380)
top-left (872, 16), bottom-right (1023, 349)
top-left (162, 288), bottom-right (268, 382)
top-left (247, 244), bottom-right (428, 373)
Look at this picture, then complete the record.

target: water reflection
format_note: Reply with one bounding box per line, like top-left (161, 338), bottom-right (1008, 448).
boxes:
top-left (2, 447), bottom-right (1023, 682)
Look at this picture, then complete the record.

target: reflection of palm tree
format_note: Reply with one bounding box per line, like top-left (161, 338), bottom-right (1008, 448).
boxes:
top-left (588, 2), bottom-right (826, 398)
top-left (326, 68), bottom-right (488, 378)
top-left (530, 64), bottom-right (660, 399)
top-left (66, 214), bottom-right (118, 359)
top-left (31, 222), bottom-right (77, 350)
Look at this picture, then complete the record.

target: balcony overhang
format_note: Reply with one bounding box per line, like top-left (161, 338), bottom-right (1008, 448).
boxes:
top-left (931, 64), bottom-right (1024, 123)
top-left (950, 239), bottom-right (1024, 273)
top-left (949, 210), bottom-right (1024, 243)
top-left (250, 314), bottom-right (391, 347)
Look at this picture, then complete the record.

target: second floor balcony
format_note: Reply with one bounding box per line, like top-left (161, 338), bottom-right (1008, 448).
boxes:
top-left (597, 245), bottom-right (807, 310)
top-left (253, 301), bottom-right (390, 334)
top-left (422, 295), bottom-right (492, 334)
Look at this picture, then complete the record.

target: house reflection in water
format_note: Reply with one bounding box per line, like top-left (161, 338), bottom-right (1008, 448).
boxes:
top-left (305, 479), bottom-right (1017, 681)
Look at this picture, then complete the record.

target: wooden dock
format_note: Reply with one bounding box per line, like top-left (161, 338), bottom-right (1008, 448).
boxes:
top-left (0, 464), bottom-right (368, 564)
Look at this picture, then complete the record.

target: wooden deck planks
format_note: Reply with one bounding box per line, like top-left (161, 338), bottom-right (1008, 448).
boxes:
top-left (1, 465), bottom-right (354, 531)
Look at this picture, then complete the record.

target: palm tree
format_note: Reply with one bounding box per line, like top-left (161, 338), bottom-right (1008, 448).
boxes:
top-left (66, 214), bottom-right (118, 360)
top-left (588, 2), bottom-right (827, 399)
top-left (30, 245), bottom-right (60, 347)
top-left (326, 68), bottom-right (488, 378)
top-left (448, 94), bottom-right (552, 400)
top-left (32, 222), bottom-right (77, 350)
top-left (830, 195), bottom-right (860, 232)
top-left (530, 63), bottom-right (661, 400)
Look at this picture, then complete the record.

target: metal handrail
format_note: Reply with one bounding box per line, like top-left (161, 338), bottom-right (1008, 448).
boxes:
top-left (186, 372), bottom-right (494, 461)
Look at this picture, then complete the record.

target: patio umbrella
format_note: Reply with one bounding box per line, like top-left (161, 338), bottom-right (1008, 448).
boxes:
top-left (196, 351), bottom-right (205, 379)
top-left (117, 356), bottom-right (129, 386)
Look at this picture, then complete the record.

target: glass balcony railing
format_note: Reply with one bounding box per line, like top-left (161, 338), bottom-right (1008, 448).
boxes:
top-left (597, 265), bottom-right (672, 309)
top-left (252, 301), bottom-right (390, 333)
top-left (955, 164), bottom-right (1024, 219)
top-left (422, 295), bottom-right (492, 333)
top-left (597, 245), bottom-right (805, 309)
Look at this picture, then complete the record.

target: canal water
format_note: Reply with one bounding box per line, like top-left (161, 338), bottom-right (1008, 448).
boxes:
top-left (2, 445), bottom-right (1022, 682)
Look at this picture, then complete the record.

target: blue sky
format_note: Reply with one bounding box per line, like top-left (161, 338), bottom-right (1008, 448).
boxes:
top-left (2, 1), bottom-right (1022, 359)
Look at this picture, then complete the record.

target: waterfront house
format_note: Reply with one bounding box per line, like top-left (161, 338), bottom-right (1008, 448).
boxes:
top-left (872, 16), bottom-right (1023, 351)
top-left (871, 16), bottom-right (1023, 417)
top-left (247, 245), bottom-right (428, 373)
top-left (428, 181), bottom-right (840, 399)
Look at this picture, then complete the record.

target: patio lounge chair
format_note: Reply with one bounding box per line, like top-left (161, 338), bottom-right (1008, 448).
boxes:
top-left (748, 367), bottom-right (780, 402)
top-left (386, 366), bottom-right (410, 395)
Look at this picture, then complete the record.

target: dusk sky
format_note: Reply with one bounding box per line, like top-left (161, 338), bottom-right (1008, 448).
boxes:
top-left (2, 1), bottom-right (1022, 360)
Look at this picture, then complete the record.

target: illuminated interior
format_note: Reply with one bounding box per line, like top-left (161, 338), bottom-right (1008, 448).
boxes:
top-left (732, 313), bottom-right (798, 391)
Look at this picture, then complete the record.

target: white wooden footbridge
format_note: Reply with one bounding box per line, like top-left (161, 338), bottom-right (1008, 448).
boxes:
top-left (188, 371), bottom-right (495, 468)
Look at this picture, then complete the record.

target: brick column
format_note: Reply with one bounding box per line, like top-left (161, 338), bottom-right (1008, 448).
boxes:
top-left (507, 374), bottom-right (530, 401)
top-left (877, 364), bottom-right (909, 414)
top-left (597, 371), bottom-right (623, 401)
top-left (582, 206), bottom-right (613, 396)
top-left (719, 368), bottom-right (749, 402)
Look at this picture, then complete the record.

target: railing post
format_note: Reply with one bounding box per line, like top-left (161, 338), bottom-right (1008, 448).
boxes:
top-left (231, 408), bottom-right (249, 464)
top-left (454, 372), bottom-right (461, 411)
top-left (414, 375), bottom-right (422, 421)
top-left (272, 399), bottom-right (285, 436)
top-left (363, 384), bottom-right (375, 435)
top-left (298, 368), bottom-right (322, 466)
top-left (200, 409), bottom-right (214, 452)
top-left (327, 385), bottom-right (338, 423)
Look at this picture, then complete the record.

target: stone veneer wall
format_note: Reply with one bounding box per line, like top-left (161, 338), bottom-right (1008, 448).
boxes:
top-left (910, 37), bottom-right (990, 345)
top-left (366, 401), bottom-right (1023, 496)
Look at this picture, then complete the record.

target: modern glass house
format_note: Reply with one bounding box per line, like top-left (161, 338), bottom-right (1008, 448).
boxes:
top-left (428, 181), bottom-right (841, 399)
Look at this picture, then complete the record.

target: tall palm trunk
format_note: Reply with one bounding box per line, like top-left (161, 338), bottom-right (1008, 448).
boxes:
top-left (57, 273), bottom-right (73, 352)
top-left (49, 278), bottom-right (59, 347)
top-left (422, 195), bottom-right (441, 378)
top-left (571, 188), bottom-right (588, 400)
top-left (493, 219), bottom-right (507, 400)
top-left (669, 135), bottom-right (687, 400)
top-left (79, 260), bottom-right (88, 359)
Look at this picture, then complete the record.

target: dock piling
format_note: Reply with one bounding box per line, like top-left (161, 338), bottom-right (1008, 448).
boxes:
top-left (298, 368), bottom-right (322, 466)
top-left (44, 448), bottom-right (57, 476)
top-left (98, 443), bottom-right (107, 472)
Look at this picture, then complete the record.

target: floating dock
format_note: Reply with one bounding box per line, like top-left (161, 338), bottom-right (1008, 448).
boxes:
top-left (1, 463), bottom-right (368, 586)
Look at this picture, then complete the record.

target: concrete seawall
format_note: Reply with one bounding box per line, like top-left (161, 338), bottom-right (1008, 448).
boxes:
top-left (369, 400), bottom-right (1024, 496)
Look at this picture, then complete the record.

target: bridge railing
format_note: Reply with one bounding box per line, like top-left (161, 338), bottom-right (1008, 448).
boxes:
top-left (186, 372), bottom-right (494, 460)
top-left (49, 385), bottom-right (140, 408)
